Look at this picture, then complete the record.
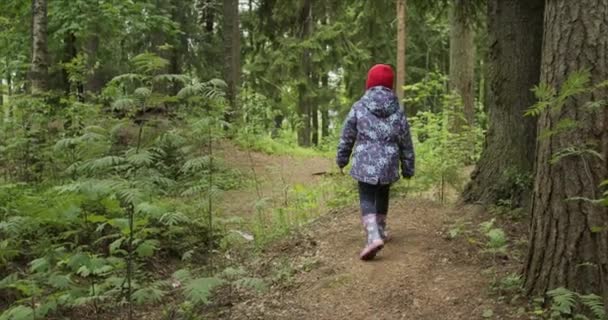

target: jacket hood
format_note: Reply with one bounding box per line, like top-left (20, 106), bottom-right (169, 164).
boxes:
top-left (362, 86), bottom-right (400, 118)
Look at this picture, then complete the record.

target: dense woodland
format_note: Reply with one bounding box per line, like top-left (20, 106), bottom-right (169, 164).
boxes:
top-left (0, 0), bottom-right (607, 319)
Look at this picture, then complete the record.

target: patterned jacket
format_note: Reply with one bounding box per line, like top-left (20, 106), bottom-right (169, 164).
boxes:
top-left (336, 86), bottom-right (415, 185)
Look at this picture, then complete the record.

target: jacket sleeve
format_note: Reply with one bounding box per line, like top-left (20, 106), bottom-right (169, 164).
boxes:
top-left (398, 111), bottom-right (415, 177)
top-left (336, 107), bottom-right (358, 168)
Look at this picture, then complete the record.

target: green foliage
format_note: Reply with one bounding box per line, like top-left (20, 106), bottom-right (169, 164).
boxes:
top-left (404, 109), bottom-right (482, 201)
top-left (0, 57), bottom-right (242, 317)
top-left (546, 287), bottom-right (606, 320)
top-left (183, 277), bottom-right (225, 304)
top-left (479, 219), bottom-right (508, 255)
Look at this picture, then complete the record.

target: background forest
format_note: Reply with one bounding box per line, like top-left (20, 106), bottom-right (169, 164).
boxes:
top-left (1, 0), bottom-right (607, 319)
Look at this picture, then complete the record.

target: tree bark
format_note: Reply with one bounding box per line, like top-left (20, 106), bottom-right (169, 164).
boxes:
top-left (200, 0), bottom-right (215, 33)
top-left (297, 0), bottom-right (312, 147)
top-left (396, 0), bottom-right (407, 103)
top-left (311, 75), bottom-right (319, 146)
top-left (223, 0), bottom-right (241, 119)
top-left (449, 0), bottom-right (475, 126)
top-left (524, 0), bottom-right (608, 301)
top-left (321, 74), bottom-right (330, 138)
top-left (30, 0), bottom-right (49, 94)
top-left (462, 0), bottom-right (544, 206)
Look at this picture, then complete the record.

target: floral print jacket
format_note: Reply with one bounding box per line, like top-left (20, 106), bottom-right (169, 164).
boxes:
top-left (336, 86), bottom-right (415, 185)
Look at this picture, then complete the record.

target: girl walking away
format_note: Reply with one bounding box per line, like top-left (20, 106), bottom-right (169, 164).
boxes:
top-left (336, 64), bottom-right (415, 261)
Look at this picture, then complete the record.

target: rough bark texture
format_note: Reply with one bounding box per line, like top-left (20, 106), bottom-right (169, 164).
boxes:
top-left (30, 0), bottom-right (48, 94)
top-left (223, 0), bottom-right (241, 118)
top-left (396, 0), bottom-right (407, 103)
top-left (297, 0), bottom-right (312, 147)
top-left (449, 0), bottom-right (475, 126)
top-left (463, 0), bottom-right (544, 206)
top-left (524, 0), bottom-right (608, 301)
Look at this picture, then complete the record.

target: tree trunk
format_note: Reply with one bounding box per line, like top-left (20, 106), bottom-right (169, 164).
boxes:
top-left (297, 0), bottom-right (312, 147)
top-left (311, 75), bottom-right (319, 145)
top-left (321, 74), bottom-right (330, 138)
top-left (201, 0), bottom-right (215, 33)
top-left (6, 57), bottom-right (12, 98)
top-left (449, 0), bottom-right (475, 126)
top-left (30, 0), bottom-right (48, 94)
top-left (462, 0), bottom-right (543, 206)
top-left (223, 0), bottom-right (241, 119)
top-left (524, 0), bottom-right (608, 301)
top-left (62, 32), bottom-right (84, 98)
top-left (396, 0), bottom-right (407, 103)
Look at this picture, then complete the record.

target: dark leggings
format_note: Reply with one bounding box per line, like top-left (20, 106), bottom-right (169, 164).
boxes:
top-left (358, 181), bottom-right (390, 216)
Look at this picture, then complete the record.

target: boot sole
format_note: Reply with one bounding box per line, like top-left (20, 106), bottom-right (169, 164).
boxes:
top-left (360, 242), bottom-right (384, 261)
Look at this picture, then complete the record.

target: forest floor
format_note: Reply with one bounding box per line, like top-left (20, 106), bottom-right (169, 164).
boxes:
top-left (208, 144), bottom-right (527, 320)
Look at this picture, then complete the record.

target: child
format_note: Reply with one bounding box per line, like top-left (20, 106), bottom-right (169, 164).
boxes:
top-left (336, 64), bottom-right (415, 261)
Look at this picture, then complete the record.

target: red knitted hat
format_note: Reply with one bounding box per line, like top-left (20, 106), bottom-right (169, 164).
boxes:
top-left (365, 64), bottom-right (395, 90)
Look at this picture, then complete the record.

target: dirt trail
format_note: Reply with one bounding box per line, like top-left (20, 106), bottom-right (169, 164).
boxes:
top-left (223, 199), bottom-right (510, 320)
top-left (217, 142), bottom-right (332, 217)
top-left (213, 146), bottom-right (514, 320)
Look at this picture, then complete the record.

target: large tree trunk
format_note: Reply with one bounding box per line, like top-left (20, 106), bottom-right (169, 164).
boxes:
top-left (30, 0), bottom-right (48, 94)
top-left (223, 0), bottom-right (241, 119)
top-left (462, 0), bottom-right (544, 206)
top-left (297, 0), bottom-right (312, 147)
top-left (524, 0), bottom-right (608, 301)
top-left (396, 0), bottom-right (407, 103)
top-left (449, 0), bottom-right (475, 126)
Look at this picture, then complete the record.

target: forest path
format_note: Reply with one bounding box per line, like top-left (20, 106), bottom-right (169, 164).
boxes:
top-left (217, 142), bottom-right (332, 217)
top-left (210, 146), bottom-right (518, 320)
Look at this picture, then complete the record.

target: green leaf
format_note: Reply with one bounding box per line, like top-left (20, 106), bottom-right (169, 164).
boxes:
top-left (135, 239), bottom-right (159, 258)
top-left (548, 287), bottom-right (576, 315)
top-left (109, 237), bottom-right (125, 255)
top-left (172, 269), bottom-right (193, 282)
top-left (132, 286), bottom-right (166, 305)
top-left (29, 257), bottom-right (50, 273)
top-left (0, 305), bottom-right (34, 320)
top-left (183, 277), bottom-right (225, 305)
top-left (48, 274), bottom-right (72, 289)
top-left (482, 309), bottom-right (494, 318)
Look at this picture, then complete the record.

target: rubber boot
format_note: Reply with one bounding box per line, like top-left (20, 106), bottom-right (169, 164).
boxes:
top-left (360, 214), bottom-right (384, 261)
top-left (377, 214), bottom-right (390, 242)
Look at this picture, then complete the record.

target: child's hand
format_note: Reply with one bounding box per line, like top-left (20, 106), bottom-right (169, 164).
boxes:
top-left (340, 167), bottom-right (345, 175)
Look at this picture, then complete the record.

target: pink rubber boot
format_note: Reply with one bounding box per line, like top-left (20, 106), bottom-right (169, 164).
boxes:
top-left (377, 214), bottom-right (390, 242)
top-left (360, 214), bottom-right (384, 260)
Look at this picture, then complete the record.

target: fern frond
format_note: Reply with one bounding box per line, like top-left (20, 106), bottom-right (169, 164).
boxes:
top-left (131, 53), bottom-right (169, 74)
top-left (110, 73), bottom-right (145, 85)
top-left (578, 293), bottom-right (606, 319)
top-left (234, 277), bottom-right (267, 293)
top-left (153, 74), bottom-right (190, 84)
top-left (548, 287), bottom-right (577, 315)
top-left (132, 286), bottom-right (166, 305)
top-left (181, 156), bottom-right (211, 173)
top-left (127, 150), bottom-right (154, 167)
top-left (183, 277), bottom-right (225, 304)
top-left (159, 212), bottom-right (191, 226)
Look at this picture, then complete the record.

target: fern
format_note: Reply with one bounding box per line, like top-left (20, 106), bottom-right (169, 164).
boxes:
top-left (132, 286), bottom-right (166, 305)
top-left (0, 305), bottom-right (34, 320)
top-left (548, 287), bottom-right (577, 315)
top-left (579, 293), bottom-right (606, 319)
top-left (182, 277), bottom-right (225, 305)
top-left (233, 277), bottom-right (267, 293)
